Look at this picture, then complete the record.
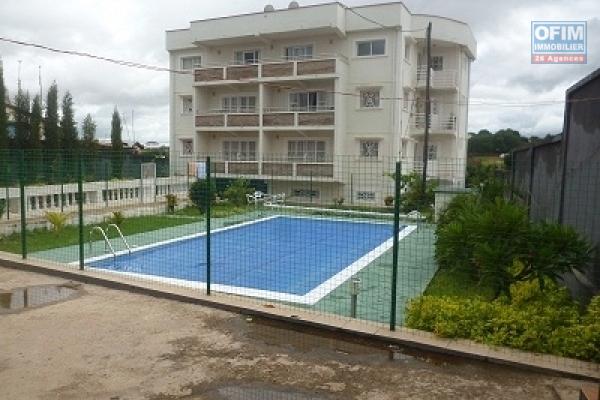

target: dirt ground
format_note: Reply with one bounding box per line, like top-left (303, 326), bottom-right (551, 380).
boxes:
top-left (0, 266), bottom-right (589, 400)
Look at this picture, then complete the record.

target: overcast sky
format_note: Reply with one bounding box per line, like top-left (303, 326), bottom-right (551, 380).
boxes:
top-left (0, 0), bottom-right (598, 143)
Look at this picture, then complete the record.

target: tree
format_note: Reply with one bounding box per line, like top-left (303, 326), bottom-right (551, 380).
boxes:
top-left (44, 82), bottom-right (60, 150)
top-left (44, 82), bottom-right (60, 182)
top-left (81, 113), bottom-right (97, 178)
top-left (13, 89), bottom-right (30, 150)
top-left (0, 61), bottom-right (8, 151)
top-left (60, 91), bottom-right (78, 150)
top-left (29, 95), bottom-right (43, 181)
top-left (111, 107), bottom-right (123, 178)
top-left (60, 91), bottom-right (78, 180)
top-left (82, 113), bottom-right (96, 146)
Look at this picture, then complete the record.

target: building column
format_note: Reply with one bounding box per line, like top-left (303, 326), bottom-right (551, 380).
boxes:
top-left (258, 82), bottom-right (265, 175)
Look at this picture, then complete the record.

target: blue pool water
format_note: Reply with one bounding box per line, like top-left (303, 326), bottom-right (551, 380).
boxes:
top-left (89, 216), bottom-right (400, 300)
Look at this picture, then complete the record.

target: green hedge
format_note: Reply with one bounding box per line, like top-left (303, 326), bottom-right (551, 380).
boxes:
top-left (406, 280), bottom-right (600, 362)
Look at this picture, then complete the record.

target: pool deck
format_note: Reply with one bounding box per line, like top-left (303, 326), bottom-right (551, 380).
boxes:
top-left (0, 251), bottom-right (598, 381)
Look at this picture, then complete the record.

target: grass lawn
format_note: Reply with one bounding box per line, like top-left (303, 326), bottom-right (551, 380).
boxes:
top-left (0, 204), bottom-right (250, 254)
top-left (423, 267), bottom-right (495, 300)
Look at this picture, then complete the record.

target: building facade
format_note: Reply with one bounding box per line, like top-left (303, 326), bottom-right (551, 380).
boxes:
top-left (166, 1), bottom-right (476, 204)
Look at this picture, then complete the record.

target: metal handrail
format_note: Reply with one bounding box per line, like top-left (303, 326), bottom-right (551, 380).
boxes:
top-left (89, 226), bottom-right (116, 257)
top-left (107, 224), bottom-right (131, 255)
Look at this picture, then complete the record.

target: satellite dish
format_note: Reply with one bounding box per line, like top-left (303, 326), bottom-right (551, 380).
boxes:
top-left (288, 1), bottom-right (299, 9)
top-left (264, 4), bottom-right (275, 12)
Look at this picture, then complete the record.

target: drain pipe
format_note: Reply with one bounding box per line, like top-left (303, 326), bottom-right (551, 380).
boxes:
top-left (350, 277), bottom-right (361, 318)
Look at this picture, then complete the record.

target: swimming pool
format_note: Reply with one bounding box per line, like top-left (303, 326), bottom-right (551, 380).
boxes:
top-left (86, 215), bottom-right (416, 304)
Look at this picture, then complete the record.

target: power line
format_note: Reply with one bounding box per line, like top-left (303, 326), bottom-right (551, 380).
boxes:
top-left (3, 35), bottom-right (599, 108)
top-left (0, 36), bottom-right (191, 75)
top-left (345, 5), bottom-right (427, 32)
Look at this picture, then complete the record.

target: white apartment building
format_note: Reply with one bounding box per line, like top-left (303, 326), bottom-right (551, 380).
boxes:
top-left (166, 1), bottom-right (476, 204)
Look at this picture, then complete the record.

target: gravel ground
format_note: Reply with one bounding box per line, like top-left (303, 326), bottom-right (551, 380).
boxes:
top-left (0, 266), bottom-right (587, 400)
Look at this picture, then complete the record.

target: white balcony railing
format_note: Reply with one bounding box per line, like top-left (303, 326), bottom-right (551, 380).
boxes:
top-left (410, 113), bottom-right (457, 133)
top-left (416, 66), bottom-right (457, 89)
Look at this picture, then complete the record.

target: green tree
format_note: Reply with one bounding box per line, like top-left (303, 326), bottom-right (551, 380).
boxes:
top-left (13, 89), bottom-right (30, 150)
top-left (81, 113), bottom-right (97, 178)
top-left (29, 95), bottom-right (43, 181)
top-left (60, 91), bottom-right (78, 180)
top-left (44, 82), bottom-right (60, 182)
top-left (111, 107), bottom-right (123, 178)
top-left (60, 92), bottom-right (78, 150)
top-left (0, 61), bottom-right (8, 151)
top-left (82, 113), bottom-right (96, 147)
top-left (0, 62), bottom-right (9, 184)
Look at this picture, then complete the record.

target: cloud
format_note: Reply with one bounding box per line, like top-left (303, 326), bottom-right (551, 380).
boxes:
top-left (1, 0), bottom-right (598, 142)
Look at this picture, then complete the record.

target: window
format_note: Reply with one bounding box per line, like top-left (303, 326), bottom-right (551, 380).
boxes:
top-left (180, 139), bottom-right (193, 156)
top-left (180, 56), bottom-right (202, 70)
top-left (427, 144), bottom-right (437, 161)
top-left (431, 56), bottom-right (444, 71)
top-left (181, 96), bottom-right (193, 115)
top-left (356, 191), bottom-right (376, 201)
top-left (404, 43), bottom-right (411, 61)
top-left (359, 88), bottom-right (381, 108)
top-left (234, 49), bottom-right (260, 65)
top-left (222, 96), bottom-right (256, 113)
top-left (360, 140), bottom-right (379, 158)
top-left (288, 140), bottom-right (326, 162)
top-left (223, 140), bottom-right (256, 161)
top-left (289, 91), bottom-right (331, 111)
top-left (356, 39), bottom-right (385, 56)
top-left (285, 45), bottom-right (313, 60)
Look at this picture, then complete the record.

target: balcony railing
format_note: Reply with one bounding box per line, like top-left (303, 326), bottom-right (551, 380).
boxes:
top-left (196, 108), bottom-right (335, 129)
top-left (262, 108), bottom-right (334, 128)
top-left (189, 159), bottom-right (334, 178)
top-left (416, 66), bottom-right (457, 89)
top-left (195, 112), bottom-right (259, 128)
top-left (410, 113), bottom-right (457, 134)
top-left (194, 57), bottom-right (338, 83)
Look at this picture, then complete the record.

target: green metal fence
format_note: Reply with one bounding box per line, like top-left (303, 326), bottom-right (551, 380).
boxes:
top-left (0, 149), bottom-right (461, 328)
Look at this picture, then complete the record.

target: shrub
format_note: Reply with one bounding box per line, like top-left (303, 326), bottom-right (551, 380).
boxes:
top-left (222, 179), bottom-right (252, 207)
top-left (406, 281), bottom-right (600, 362)
top-left (165, 194), bottom-right (178, 213)
top-left (435, 193), bottom-right (591, 298)
top-left (45, 212), bottom-right (68, 233)
top-left (109, 211), bottom-right (125, 227)
top-left (332, 197), bottom-right (344, 207)
top-left (189, 179), bottom-right (216, 212)
top-left (384, 195), bottom-right (394, 207)
top-left (398, 172), bottom-right (437, 214)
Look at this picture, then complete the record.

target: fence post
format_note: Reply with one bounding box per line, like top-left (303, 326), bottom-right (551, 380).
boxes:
top-left (206, 157), bottom-right (211, 295)
top-left (390, 160), bottom-right (401, 331)
top-left (77, 154), bottom-right (85, 270)
top-left (19, 150), bottom-right (27, 259)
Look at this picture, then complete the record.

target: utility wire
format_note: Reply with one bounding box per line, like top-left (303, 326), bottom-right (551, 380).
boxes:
top-left (0, 36), bottom-right (191, 75)
top-left (3, 36), bottom-right (598, 107)
top-left (345, 5), bottom-right (427, 32)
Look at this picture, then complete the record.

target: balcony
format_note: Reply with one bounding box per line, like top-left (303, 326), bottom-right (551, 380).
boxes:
top-left (189, 158), bottom-right (335, 180)
top-left (416, 66), bottom-right (458, 89)
top-left (263, 108), bottom-right (334, 129)
top-left (409, 113), bottom-right (457, 135)
top-left (194, 57), bottom-right (339, 84)
top-left (195, 112), bottom-right (259, 129)
top-left (196, 108), bottom-right (335, 130)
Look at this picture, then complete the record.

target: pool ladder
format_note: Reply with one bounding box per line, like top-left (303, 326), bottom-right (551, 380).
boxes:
top-left (89, 224), bottom-right (131, 257)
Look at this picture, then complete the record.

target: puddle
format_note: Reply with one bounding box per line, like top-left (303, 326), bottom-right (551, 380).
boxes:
top-left (0, 283), bottom-right (82, 313)
top-left (200, 384), bottom-right (329, 400)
